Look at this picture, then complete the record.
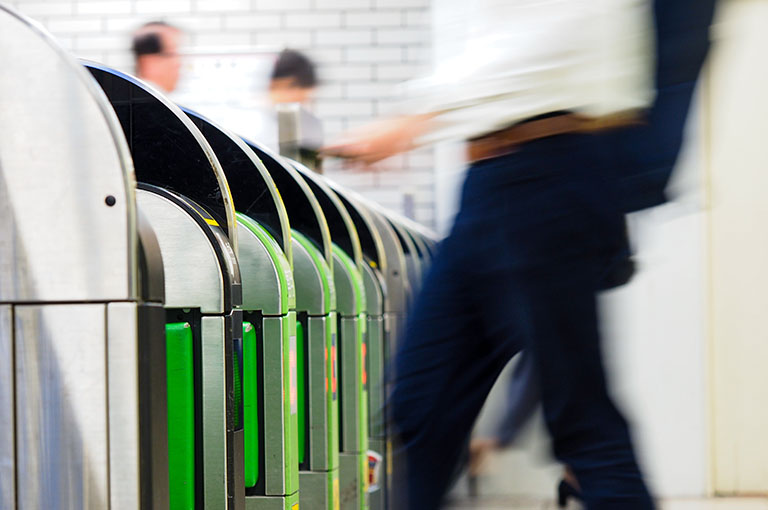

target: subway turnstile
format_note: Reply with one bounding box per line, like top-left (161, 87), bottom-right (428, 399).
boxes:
top-left (333, 245), bottom-right (369, 510)
top-left (86, 64), bottom-right (246, 510)
top-left (236, 214), bottom-right (299, 510)
top-left (327, 190), bottom-right (411, 510)
top-left (183, 109), bottom-right (303, 510)
top-left (292, 231), bottom-right (340, 510)
top-left (1, 13), bottom-right (440, 509)
top-left (241, 144), bottom-right (343, 510)
top-left (0, 7), bottom-right (168, 509)
top-left (291, 166), bottom-right (384, 510)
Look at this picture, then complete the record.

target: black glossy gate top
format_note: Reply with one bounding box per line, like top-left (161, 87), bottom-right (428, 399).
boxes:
top-left (183, 108), bottom-right (287, 252)
top-left (333, 191), bottom-right (381, 267)
top-left (292, 166), bottom-right (363, 268)
top-left (86, 64), bottom-right (232, 236)
top-left (244, 140), bottom-right (328, 259)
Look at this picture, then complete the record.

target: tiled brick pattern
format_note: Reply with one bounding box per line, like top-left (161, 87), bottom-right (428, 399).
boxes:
top-left (7, 0), bottom-right (436, 226)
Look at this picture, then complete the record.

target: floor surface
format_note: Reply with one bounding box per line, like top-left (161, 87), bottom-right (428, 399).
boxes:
top-left (444, 497), bottom-right (768, 510)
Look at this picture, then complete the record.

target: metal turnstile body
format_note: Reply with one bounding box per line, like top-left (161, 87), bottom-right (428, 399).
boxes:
top-left (0, 7), bottom-right (168, 509)
top-left (182, 110), bottom-right (305, 510)
top-left (293, 231), bottom-right (341, 510)
top-left (332, 195), bottom-right (410, 510)
top-left (332, 245), bottom-right (369, 510)
top-left (237, 215), bottom-right (300, 510)
top-left (138, 188), bottom-right (244, 510)
top-left (238, 145), bottom-right (348, 510)
top-left (360, 261), bottom-right (386, 507)
top-left (88, 63), bottom-right (247, 510)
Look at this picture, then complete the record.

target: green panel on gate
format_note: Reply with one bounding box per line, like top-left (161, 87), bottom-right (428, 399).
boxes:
top-left (297, 321), bottom-right (306, 465)
top-left (166, 322), bottom-right (195, 510)
top-left (243, 321), bottom-right (259, 487)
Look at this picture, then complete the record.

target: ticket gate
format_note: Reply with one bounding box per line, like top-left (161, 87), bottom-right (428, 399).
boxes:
top-left (387, 220), bottom-right (423, 305)
top-left (86, 64), bottom-right (246, 510)
top-left (182, 110), bottom-right (303, 510)
top-left (1, 7), bottom-right (169, 509)
top-left (239, 143), bottom-right (341, 510)
top-left (291, 166), bottom-right (386, 510)
top-left (2, 10), bottom-right (442, 509)
top-left (326, 189), bottom-right (411, 510)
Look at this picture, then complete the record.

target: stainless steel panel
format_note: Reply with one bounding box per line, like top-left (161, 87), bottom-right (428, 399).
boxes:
top-left (244, 496), bottom-right (287, 510)
top-left (293, 239), bottom-right (328, 315)
top-left (262, 317), bottom-right (288, 496)
top-left (0, 305), bottom-right (14, 510)
top-left (15, 304), bottom-right (109, 509)
top-left (390, 221), bottom-right (422, 299)
top-left (339, 317), bottom-right (361, 454)
top-left (0, 7), bottom-right (136, 303)
top-left (237, 222), bottom-right (285, 315)
top-left (299, 471), bottom-right (331, 510)
top-left (366, 209), bottom-right (409, 315)
top-left (307, 316), bottom-right (329, 471)
top-left (339, 453), bottom-right (363, 510)
top-left (106, 303), bottom-right (141, 510)
top-left (137, 190), bottom-right (225, 314)
top-left (201, 316), bottom-right (229, 510)
top-left (366, 316), bottom-right (385, 442)
top-left (233, 430), bottom-right (245, 510)
top-left (361, 264), bottom-right (384, 317)
top-left (107, 303), bottom-right (169, 510)
top-left (333, 253), bottom-right (359, 317)
top-left (383, 312), bottom-right (402, 370)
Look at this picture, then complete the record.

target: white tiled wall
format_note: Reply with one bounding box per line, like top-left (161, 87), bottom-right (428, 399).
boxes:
top-left (5, 0), bottom-right (435, 226)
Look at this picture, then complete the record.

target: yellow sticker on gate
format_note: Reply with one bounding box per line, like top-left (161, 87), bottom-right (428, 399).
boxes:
top-left (333, 478), bottom-right (340, 510)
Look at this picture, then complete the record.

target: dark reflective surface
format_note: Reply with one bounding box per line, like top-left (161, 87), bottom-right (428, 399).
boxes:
top-left (333, 192), bottom-right (381, 267)
top-left (87, 64), bottom-right (232, 236)
top-left (244, 141), bottom-right (327, 256)
top-left (291, 166), bottom-right (363, 267)
top-left (184, 109), bottom-right (287, 251)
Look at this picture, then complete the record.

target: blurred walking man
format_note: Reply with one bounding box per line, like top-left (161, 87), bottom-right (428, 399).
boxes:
top-left (326, 1), bottom-right (717, 509)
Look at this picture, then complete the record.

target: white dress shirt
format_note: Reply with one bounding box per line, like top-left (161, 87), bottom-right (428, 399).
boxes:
top-left (401, 0), bottom-right (654, 143)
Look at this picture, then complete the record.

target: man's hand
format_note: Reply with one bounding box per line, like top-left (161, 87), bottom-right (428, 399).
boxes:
top-left (322, 114), bottom-right (434, 166)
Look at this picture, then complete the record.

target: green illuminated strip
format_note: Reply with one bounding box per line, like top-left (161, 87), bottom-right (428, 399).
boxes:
top-left (243, 322), bottom-right (259, 487)
top-left (166, 322), bottom-right (195, 510)
top-left (296, 321), bottom-right (306, 465)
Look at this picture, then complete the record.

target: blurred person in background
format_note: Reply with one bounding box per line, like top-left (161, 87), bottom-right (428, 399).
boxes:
top-left (253, 49), bottom-right (324, 169)
top-left (325, 1), bottom-right (716, 509)
top-left (131, 21), bottom-right (183, 94)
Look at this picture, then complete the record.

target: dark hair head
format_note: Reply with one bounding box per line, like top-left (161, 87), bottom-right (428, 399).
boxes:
top-left (271, 49), bottom-right (318, 88)
top-left (131, 21), bottom-right (177, 59)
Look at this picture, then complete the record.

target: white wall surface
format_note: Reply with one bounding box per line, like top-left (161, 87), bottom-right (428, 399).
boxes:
top-left (707, 0), bottom-right (768, 494)
top-left (5, 0), bottom-right (436, 226)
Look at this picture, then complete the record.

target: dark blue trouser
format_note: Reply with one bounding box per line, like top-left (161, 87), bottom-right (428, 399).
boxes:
top-left (390, 133), bottom-right (654, 510)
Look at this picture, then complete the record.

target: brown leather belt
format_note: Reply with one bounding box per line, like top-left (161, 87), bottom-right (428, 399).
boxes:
top-left (466, 111), bottom-right (645, 163)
